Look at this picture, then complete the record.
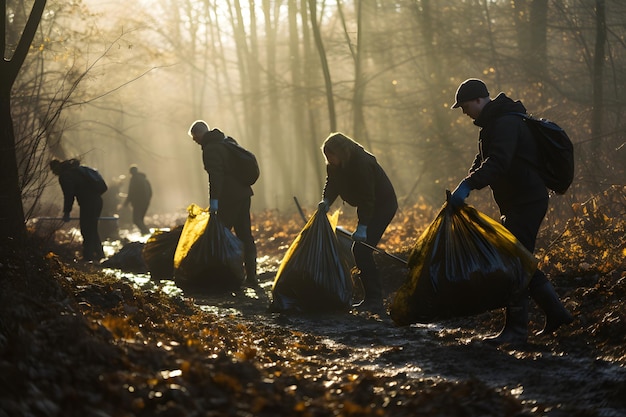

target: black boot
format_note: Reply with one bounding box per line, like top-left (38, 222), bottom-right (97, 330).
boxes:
top-left (244, 264), bottom-right (258, 286)
top-left (243, 241), bottom-right (259, 287)
top-left (530, 281), bottom-right (573, 335)
top-left (484, 293), bottom-right (529, 345)
top-left (359, 274), bottom-right (384, 314)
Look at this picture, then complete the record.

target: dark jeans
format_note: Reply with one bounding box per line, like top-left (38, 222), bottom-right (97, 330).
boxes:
top-left (218, 196), bottom-right (257, 279)
top-left (80, 196), bottom-right (104, 261)
top-left (500, 197), bottom-right (549, 291)
top-left (352, 198), bottom-right (398, 301)
top-left (132, 200), bottom-right (150, 234)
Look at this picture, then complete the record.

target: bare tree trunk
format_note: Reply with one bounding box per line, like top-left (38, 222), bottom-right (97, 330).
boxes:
top-left (263, 0), bottom-right (291, 206)
top-left (336, 0), bottom-right (368, 146)
top-left (407, 0), bottom-right (467, 193)
top-left (514, 0), bottom-right (548, 82)
top-left (288, 0), bottom-right (308, 195)
top-left (301, 0), bottom-right (324, 196)
top-left (529, 0), bottom-right (548, 80)
top-left (226, 0), bottom-right (270, 206)
top-left (308, 0), bottom-right (336, 132)
top-left (591, 0), bottom-right (606, 139)
top-left (0, 0), bottom-right (47, 243)
top-left (210, 6), bottom-right (241, 136)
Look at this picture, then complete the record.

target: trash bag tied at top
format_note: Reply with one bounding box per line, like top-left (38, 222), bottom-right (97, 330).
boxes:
top-left (174, 204), bottom-right (244, 292)
top-left (270, 208), bottom-right (354, 313)
top-left (390, 200), bottom-right (537, 326)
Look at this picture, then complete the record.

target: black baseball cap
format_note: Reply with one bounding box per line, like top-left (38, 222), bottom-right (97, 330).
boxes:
top-left (451, 78), bottom-right (489, 108)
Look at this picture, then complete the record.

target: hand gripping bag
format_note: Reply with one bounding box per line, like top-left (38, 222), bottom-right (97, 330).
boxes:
top-left (390, 198), bottom-right (537, 326)
top-left (270, 209), bottom-right (354, 313)
top-left (174, 204), bottom-right (244, 292)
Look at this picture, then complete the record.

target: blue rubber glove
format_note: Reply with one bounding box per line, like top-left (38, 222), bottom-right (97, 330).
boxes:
top-left (352, 224), bottom-right (367, 242)
top-left (318, 199), bottom-right (329, 213)
top-left (209, 199), bottom-right (219, 214)
top-left (450, 180), bottom-right (471, 208)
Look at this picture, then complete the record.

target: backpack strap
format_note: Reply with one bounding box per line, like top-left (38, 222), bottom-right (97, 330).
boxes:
top-left (504, 111), bottom-right (530, 119)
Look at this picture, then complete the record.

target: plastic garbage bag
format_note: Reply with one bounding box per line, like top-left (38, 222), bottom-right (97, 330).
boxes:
top-left (174, 204), bottom-right (244, 292)
top-left (101, 241), bottom-right (147, 272)
top-left (390, 199), bottom-right (537, 326)
top-left (270, 208), bottom-right (354, 313)
top-left (142, 225), bottom-right (183, 279)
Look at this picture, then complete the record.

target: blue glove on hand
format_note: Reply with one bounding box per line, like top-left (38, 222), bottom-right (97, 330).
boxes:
top-left (352, 224), bottom-right (368, 242)
top-left (318, 199), bottom-right (329, 213)
top-left (209, 199), bottom-right (219, 213)
top-left (450, 180), bottom-right (471, 208)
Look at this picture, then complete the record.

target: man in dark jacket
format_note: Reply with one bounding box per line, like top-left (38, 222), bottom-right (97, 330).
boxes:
top-left (188, 120), bottom-right (258, 286)
top-left (123, 165), bottom-right (152, 235)
top-left (319, 132), bottom-right (398, 313)
top-left (449, 78), bottom-right (573, 345)
top-left (50, 158), bottom-right (105, 262)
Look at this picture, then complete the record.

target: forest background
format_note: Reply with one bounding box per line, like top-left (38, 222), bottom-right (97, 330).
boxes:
top-left (5, 0), bottom-right (626, 233)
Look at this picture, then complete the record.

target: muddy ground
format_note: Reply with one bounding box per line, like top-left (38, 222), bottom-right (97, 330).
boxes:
top-left (1, 194), bottom-right (625, 417)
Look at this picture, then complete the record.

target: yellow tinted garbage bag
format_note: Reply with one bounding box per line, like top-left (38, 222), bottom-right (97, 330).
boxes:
top-left (174, 204), bottom-right (244, 292)
top-left (142, 225), bottom-right (183, 280)
top-left (390, 201), bottom-right (537, 326)
top-left (270, 209), bottom-right (353, 313)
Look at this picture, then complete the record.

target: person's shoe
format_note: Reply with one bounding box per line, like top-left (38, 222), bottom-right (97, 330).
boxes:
top-left (358, 298), bottom-right (385, 315)
top-left (484, 296), bottom-right (529, 346)
top-left (530, 282), bottom-right (573, 336)
top-left (245, 275), bottom-right (259, 287)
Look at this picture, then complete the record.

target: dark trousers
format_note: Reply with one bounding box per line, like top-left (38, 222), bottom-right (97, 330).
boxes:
top-left (352, 198), bottom-right (398, 301)
top-left (132, 200), bottom-right (150, 234)
top-left (80, 196), bottom-right (104, 261)
top-left (218, 196), bottom-right (257, 279)
top-left (500, 197), bottom-right (549, 291)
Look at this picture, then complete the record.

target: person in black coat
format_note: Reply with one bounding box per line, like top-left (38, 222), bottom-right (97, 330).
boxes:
top-left (318, 132), bottom-right (398, 313)
top-left (449, 78), bottom-right (573, 345)
top-left (123, 165), bottom-right (152, 235)
top-left (49, 158), bottom-right (105, 262)
top-left (188, 120), bottom-right (258, 286)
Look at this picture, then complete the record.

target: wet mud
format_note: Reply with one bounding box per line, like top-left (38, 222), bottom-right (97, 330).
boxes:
top-left (184, 262), bottom-right (626, 417)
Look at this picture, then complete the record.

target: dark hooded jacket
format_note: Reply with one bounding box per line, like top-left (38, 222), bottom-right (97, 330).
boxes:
top-left (56, 159), bottom-right (102, 215)
top-left (199, 128), bottom-right (253, 202)
top-left (126, 171), bottom-right (152, 207)
top-left (464, 93), bottom-right (547, 212)
top-left (322, 146), bottom-right (396, 226)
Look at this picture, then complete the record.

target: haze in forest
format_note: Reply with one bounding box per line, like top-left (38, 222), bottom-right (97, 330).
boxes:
top-left (11, 0), bottom-right (625, 222)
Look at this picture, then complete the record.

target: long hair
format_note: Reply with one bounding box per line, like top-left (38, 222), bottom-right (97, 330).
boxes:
top-left (321, 132), bottom-right (363, 166)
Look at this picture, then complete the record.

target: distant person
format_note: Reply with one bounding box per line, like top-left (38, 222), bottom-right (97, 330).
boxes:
top-left (188, 120), bottom-right (258, 286)
top-left (123, 165), bottom-right (152, 235)
top-left (449, 78), bottom-right (573, 344)
top-left (318, 132), bottom-right (398, 313)
top-left (49, 158), bottom-right (105, 262)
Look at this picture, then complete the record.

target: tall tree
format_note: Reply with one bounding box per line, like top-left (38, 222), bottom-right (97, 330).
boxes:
top-left (336, 0), bottom-right (367, 145)
top-left (0, 0), bottom-right (47, 243)
top-left (308, 0), bottom-right (336, 132)
top-left (591, 0), bottom-right (606, 139)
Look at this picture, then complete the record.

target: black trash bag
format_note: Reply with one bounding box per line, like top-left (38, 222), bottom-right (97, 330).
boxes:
top-left (142, 225), bottom-right (183, 280)
top-left (174, 204), bottom-right (244, 292)
top-left (335, 229), bottom-right (356, 271)
top-left (390, 198), bottom-right (537, 326)
top-left (101, 241), bottom-right (147, 272)
top-left (270, 209), bottom-right (354, 313)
